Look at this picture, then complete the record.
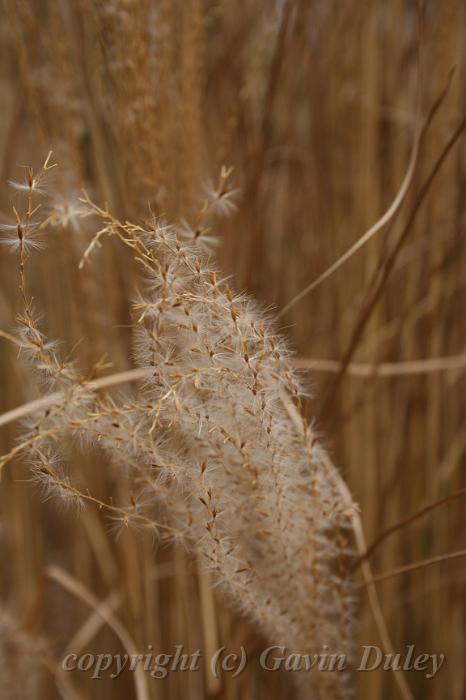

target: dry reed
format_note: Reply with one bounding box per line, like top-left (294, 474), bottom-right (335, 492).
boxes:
top-left (0, 2), bottom-right (464, 700)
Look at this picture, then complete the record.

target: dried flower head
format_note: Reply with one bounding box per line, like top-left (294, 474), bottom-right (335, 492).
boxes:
top-left (1, 155), bottom-right (357, 699)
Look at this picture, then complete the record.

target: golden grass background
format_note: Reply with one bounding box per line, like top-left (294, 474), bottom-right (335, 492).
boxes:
top-left (0, 1), bottom-right (464, 698)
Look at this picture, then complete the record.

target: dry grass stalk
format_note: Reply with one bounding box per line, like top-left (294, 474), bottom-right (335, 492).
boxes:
top-left (1, 156), bottom-right (357, 698)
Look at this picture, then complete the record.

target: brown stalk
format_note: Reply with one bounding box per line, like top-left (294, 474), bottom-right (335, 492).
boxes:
top-left (357, 487), bottom-right (466, 567)
top-left (322, 108), bottom-right (466, 422)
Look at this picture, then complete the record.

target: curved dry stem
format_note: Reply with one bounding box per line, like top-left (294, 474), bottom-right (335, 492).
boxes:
top-left (0, 367), bottom-right (150, 430)
top-left (276, 118), bottom-right (421, 319)
top-left (280, 390), bottom-right (414, 700)
top-left (65, 591), bottom-right (121, 655)
top-left (278, 67), bottom-right (456, 322)
top-left (46, 566), bottom-right (149, 700)
top-left (41, 655), bottom-right (90, 700)
top-left (364, 549), bottom-right (466, 585)
top-left (0, 329), bottom-right (25, 347)
top-left (2, 353), bottom-right (464, 436)
top-left (358, 487), bottom-right (466, 565)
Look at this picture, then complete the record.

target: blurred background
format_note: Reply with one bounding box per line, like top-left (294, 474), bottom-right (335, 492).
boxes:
top-left (0, 1), bottom-right (464, 699)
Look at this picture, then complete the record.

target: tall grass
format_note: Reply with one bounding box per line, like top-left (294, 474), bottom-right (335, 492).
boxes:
top-left (0, 2), bottom-right (465, 699)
